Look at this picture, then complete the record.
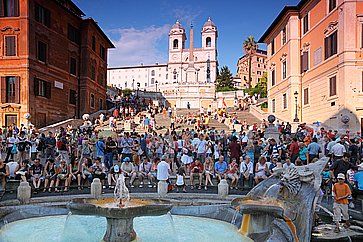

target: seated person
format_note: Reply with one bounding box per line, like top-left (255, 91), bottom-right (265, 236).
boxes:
top-left (55, 160), bottom-right (69, 192)
top-left (139, 157), bottom-right (155, 188)
top-left (29, 158), bottom-right (44, 194)
top-left (0, 159), bottom-right (9, 194)
top-left (68, 158), bottom-right (82, 190)
top-left (282, 158), bottom-right (295, 170)
top-left (43, 158), bottom-right (57, 192)
top-left (81, 158), bottom-right (93, 186)
top-left (239, 156), bottom-right (254, 189)
top-left (90, 157), bottom-right (107, 187)
top-left (120, 157), bottom-right (136, 187)
top-left (15, 160), bottom-right (30, 182)
top-left (108, 160), bottom-right (122, 189)
top-left (227, 158), bottom-right (239, 189)
top-left (190, 159), bottom-right (204, 190)
top-left (214, 156), bottom-right (228, 182)
top-left (254, 156), bottom-right (269, 185)
top-left (175, 166), bottom-right (186, 193)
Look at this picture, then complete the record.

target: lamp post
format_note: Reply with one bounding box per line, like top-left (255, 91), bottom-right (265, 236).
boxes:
top-left (155, 80), bottom-right (158, 92)
top-left (293, 91), bottom-right (299, 122)
top-left (132, 79), bottom-right (135, 90)
top-left (234, 90), bottom-right (238, 109)
top-left (137, 82), bottom-right (140, 99)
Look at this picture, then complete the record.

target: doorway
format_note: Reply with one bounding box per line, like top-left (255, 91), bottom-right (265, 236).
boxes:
top-left (5, 114), bottom-right (18, 127)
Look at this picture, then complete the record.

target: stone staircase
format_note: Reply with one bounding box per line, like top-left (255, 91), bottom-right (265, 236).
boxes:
top-left (233, 110), bottom-right (261, 124)
top-left (154, 109), bottom-right (229, 132)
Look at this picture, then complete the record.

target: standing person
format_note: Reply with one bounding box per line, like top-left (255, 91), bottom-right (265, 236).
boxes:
top-left (187, 102), bottom-right (191, 110)
top-left (307, 137), bottom-right (321, 163)
top-left (175, 166), bottom-right (186, 193)
top-left (45, 131), bottom-right (56, 159)
top-left (17, 131), bottom-right (30, 163)
top-left (289, 138), bottom-right (300, 164)
top-left (5, 133), bottom-right (17, 163)
top-left (104, 137), bottom-right (117, 171)
top-left (29, 133), bottom-right (39, 161)
top-left (332, 173), bottom-right (352, 232)
top-left (121, 132), bottom-right (133, 162)
top-left (157, 157), bottom-right (171, 190)
top-left (0, 159), bottom-right (9, 194)
top-left (95, 137), bottom-right (105, 163)
top-left (229, 136), bottom-right (241, 162)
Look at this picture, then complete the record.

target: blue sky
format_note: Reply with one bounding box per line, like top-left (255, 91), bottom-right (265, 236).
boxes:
top-left (74, 0), bottom-right (298, 74)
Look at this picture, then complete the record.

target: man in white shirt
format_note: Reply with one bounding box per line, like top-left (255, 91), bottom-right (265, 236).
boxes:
top-left (157, 157), bottom-right (170, 181)
top-left (239, 156), bottom-right (254, 189)
top-left (330, 140), bottom-right (346, 159)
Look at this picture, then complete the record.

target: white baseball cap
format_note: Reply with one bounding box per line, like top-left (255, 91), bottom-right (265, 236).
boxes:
top-left (337, 173), bottom-right (345, 180)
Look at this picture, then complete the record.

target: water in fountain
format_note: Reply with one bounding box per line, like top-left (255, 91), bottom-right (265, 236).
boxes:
top-left (166, 212), bottom-right (179, 242)
top-left (114, 173), bottom-right (130, 207)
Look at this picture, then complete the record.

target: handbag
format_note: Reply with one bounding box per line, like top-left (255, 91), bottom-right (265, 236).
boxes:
top-left (11, 144), bottom-right (18, 154)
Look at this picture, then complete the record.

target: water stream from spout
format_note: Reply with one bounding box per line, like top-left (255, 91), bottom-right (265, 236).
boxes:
top-left (231, 209), bottom-right (239, 225)
top-left (114, 174), bottom-right (130, 207)
top-left (263, 184), bottom-right (281, 198)
top-left (166, 212), bottom-right (180, 242)
top-left (60, 212), bottom-right (73, 242)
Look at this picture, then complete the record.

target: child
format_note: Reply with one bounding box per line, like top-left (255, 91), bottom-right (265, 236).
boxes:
top-left (332, 173), bottom-right (351, 232)
top-left (175, 166), bottom-right (186, 193)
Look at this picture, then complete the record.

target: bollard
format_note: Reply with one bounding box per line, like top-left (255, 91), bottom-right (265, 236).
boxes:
top-left (157, 181), bottom-right (168, 197)
top-left (17, 181), bottom-right (31, 204)
top-left (218, 179), bottom-right (229, 197)
top-left (91, 178), bottom-right (102, 198)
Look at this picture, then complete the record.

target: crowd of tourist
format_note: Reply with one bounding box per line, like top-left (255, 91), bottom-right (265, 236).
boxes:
top-left (0, 95), bottom-right (362, 232)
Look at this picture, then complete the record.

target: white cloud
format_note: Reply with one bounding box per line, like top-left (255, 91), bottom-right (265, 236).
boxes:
top-left (107, 25), bottom-right (170, 67)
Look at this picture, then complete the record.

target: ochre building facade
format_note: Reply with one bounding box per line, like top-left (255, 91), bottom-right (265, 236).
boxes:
top-left (0, 0), bottom-right (114, 127)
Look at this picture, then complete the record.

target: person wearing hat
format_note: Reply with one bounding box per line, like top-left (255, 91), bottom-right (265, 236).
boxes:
top-left (332, 173), bottom-right (351, 232)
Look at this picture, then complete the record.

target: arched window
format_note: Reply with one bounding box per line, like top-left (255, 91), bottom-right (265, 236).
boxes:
top-left (206, 37), bottom-right (211, 47)
top-left (173, 39), bottom-right (178, 49)
top-left (151, 70), bottom-right (155, 76)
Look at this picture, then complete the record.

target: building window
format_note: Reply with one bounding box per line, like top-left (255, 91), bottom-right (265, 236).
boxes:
top-left (206, 37), bottom-right (211, 47)
top-left (37, 41), bottom-right (47, 63)
top-left (271, 39), bottom-right (275, 55)
top-left (272, 99), bottom-right (276, 113)
top-left (325, 31), bottom-right (337, 59)
top-left (35, 4), bottom-right (50, 27)
top-left (166, 74), bottom-right (168, 79)
top-left (282, 26), bottom-right (287, 45)
top-left (329, 76), bottom-right (337, 96)
top-left (173, 39), bottom-right (178, 49)
top-left (303, 14), bottom-right (309, 34)
top-left (92, 36), bottom-right (96, 51)
top-left (4, 35), bottom-right (16, 56)
top-left (99, 98), bottom-right (103, 110)
top-left (68, 24), bottom-right (80, 45)
top-left (69, 89), bottom-right (76, 105)
top-left (151, 70), bottom-right (155, 76)
top-left (151, 78), bottom-right (154, 84)
top-left (90, 94), bottom-right (95, 108)
top-left (4, 76), bottom-right (19, 103)
top-left (301, 51), bottom-right (309, 73)
top-left (282, 60), bottom-right (287, 79)
top-left (70, 57), bottom-right (77, 75)
top-left (34, 78), bottom-right (51, 99)
top-left (283, 93), bottom-right (287, 109)
top-left (0, 0), bottom-right (19, 17)
top-left (91, 64), bottom-right (95, 80)
top-left (329, 0), bottom-right (337, 12)
top-left (100, 45), bottom-right (106, 60)
top-left (304, 88), bottom-right (309, 105)
top-left (271, 69), bottom-right (275, 86)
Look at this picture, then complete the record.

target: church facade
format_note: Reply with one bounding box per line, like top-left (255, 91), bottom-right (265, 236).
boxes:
top-left (107, 18), bottom-right (218, 108)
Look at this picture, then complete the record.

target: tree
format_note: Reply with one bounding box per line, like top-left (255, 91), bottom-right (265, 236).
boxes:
top-left (244, 72), bottom-right (267, 98)
top-left (216, 66), bottom-right (237, 92)
top-left (243, 35), bottom-right (258, 88)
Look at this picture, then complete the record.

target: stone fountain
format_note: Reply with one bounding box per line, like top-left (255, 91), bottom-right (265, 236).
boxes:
top-left (232, 157), bottom-right (329, 242)
top-left (68, 174), bottom-right (172, 242)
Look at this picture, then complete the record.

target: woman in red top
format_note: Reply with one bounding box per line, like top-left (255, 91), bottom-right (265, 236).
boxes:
top-left (227, 158), bottom-right (239, 189)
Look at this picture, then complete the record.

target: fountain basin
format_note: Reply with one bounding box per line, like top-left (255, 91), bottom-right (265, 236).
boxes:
top-left (68, 197), bottom-right (172, 219)
top-left (68, 197), bottom-right (172, 242)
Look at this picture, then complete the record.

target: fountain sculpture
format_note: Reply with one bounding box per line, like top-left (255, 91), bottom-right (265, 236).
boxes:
top-left (68, 174), bottom-right (172, 242)
top-left (233, 157), bottom-right (329, 242)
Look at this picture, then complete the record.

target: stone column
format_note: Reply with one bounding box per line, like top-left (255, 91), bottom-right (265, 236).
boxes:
top-left (158, 180), bottom-right (168, 197)
top-left (17, 181), bottom-right (31, 204)
top-left (218, 179), bottom-right (229, 197)
top-left (103, 217), bottom-right (136, 242)
top-left (91, 178), bottom-right (102, 198)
